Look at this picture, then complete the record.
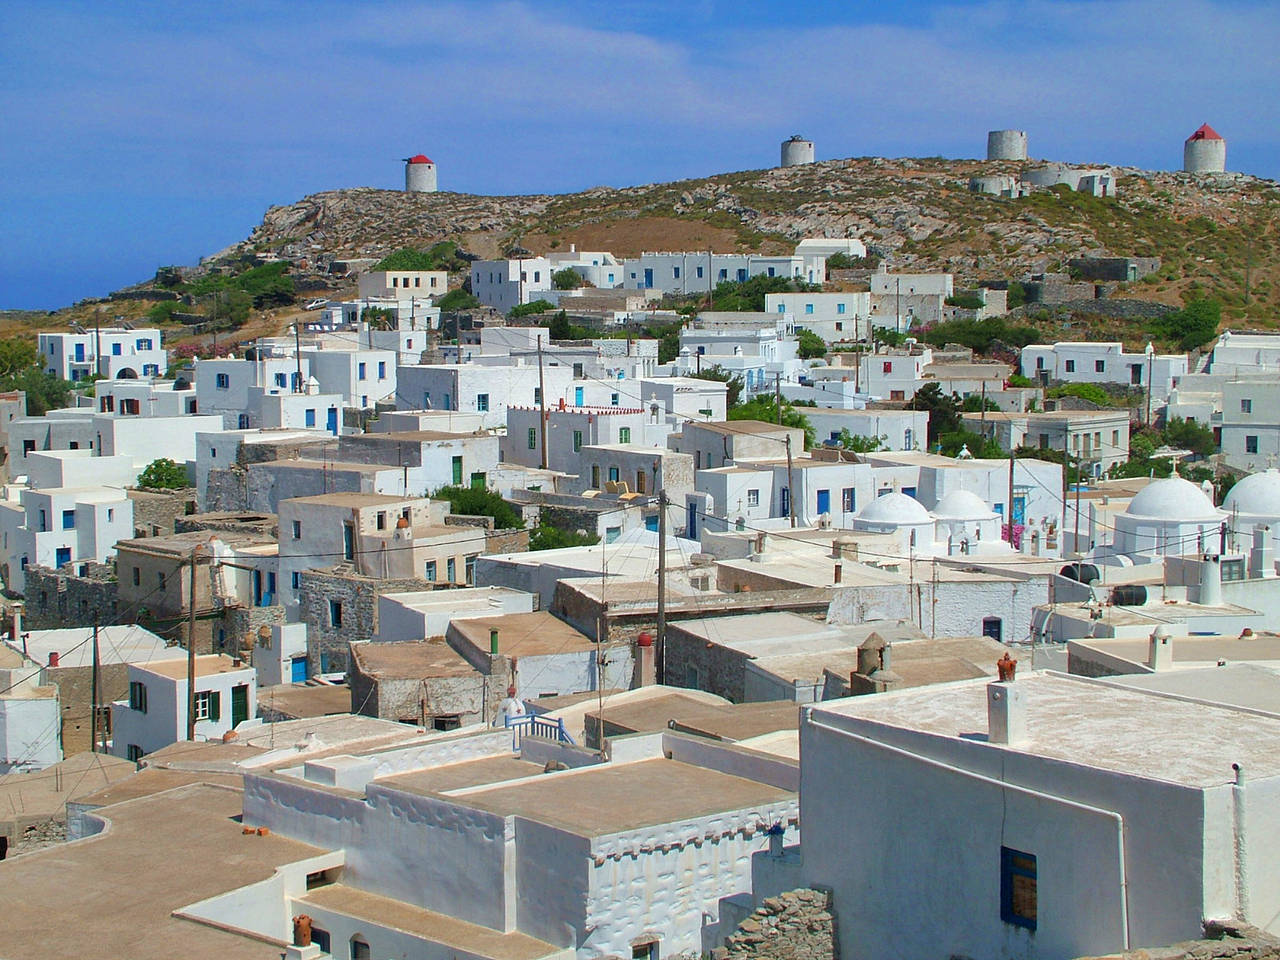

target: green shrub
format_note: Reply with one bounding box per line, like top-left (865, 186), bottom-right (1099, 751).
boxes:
top-left (136, 458), bottom-right (189, 490)
top-left (509, 299), bottom-right (555, 319)
top-left (529, 525), bottom-right (600, 551)
top-left (431, 485), bottom-right (523, 529)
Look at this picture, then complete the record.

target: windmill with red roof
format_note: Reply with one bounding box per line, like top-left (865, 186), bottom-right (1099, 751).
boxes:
top-left (403, 153), bottom-right (438, 193)
top-left (1183, 123), bottom-right (1226, 174)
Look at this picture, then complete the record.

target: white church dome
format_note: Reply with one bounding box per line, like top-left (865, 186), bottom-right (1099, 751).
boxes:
top-left (857, 492), bottom-right (931, 526)
top-left (1124, 477), bottom-right (1220, 522)
top-left (1223, 470), bottom-right (1280, 518)
top-left (932, 490), bottom-right (996, 521)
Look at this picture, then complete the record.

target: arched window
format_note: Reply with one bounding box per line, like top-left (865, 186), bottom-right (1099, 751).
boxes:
top-left (349, 935), bottom-right (371, 960)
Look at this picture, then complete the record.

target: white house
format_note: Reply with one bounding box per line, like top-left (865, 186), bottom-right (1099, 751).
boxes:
top-left (1204, 331), bottom-right (1280, 376)
top-left (397, 361), bottom-right (576, 429)
top-left (857, 346), bottom-right (934, 402)
top-left (802, 670), bottom-right (1280, 960)
top-left (0, 652), bottom-right (61, 773)
top-left (502, 405), bottom-right (658, 473)
top-left (357, 270), bottom-right (448, 300)
top-left (110, 655), bottom-right (256, 761)
top-left (622, 253), bottom-right (809, 295)
top-left (38, 329), bottom-right (167, 382)
top-left (1020, 342), bottom-right (1188, 402)
top-left (963, 409), bottom-right (1132, 473)
top-left (1220, 379), bottom-right (1280, 472)
top-left (93, 378), bottom-right (198, 418)
top-left (302, 347), bottom-right (397, 410)
top-left (0, 485), bottom-right (133, 593)
top-left (675, 313), bottom-right (803, 395)
top-left (470, 257), bottom-right (554, 313)
top-left (547, 247), bottom-right (625, 289)
top-left (766, 291), bottom-right (871, 342)
top-left (805, 408), bottom-right (928, 451)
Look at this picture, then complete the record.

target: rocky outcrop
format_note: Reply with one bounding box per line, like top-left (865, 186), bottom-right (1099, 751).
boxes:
top-left (715, 888), bottom-right (838, 960)
top-left (1077, 921), bottom-right (1280, 960)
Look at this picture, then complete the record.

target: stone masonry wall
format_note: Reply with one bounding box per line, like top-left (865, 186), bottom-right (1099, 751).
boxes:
top-left (299, 570), bottom-right (435, 676)
top-left (716, 889), bottom-right (838, 960)
top-left (21, 564), bottom-right (121, 629)
top-left (127, 487), bottom-right (197, 537)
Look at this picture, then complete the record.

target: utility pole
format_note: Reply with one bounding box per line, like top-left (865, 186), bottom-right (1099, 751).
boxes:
top-left (536, 339), bottom-right (549, 471)
top-left (775, 374), bottom-right (782, 425)
top-left (90, 620), bottom-right (100, 753)
top-left (785, 434), bottom-right (797, 528)
top-left (94, 308), bottom-right (104, 379)
top-left (294, 323), bottom-right (303, 393)
top-left (656, 489), bottom-right (668, 684)
top-left (1073, 452), bottom-right (1083, 558)
top-left (186, 545), bottom-right (205, 742)
top-left (1006, 451), bottom-right (1016, 547)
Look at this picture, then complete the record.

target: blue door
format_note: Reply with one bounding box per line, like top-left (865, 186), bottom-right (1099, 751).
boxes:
top-left (645, 515), bottom-right (659, 532)
top-left (780, 488), bottom-right (790, 516)
top-left (55, 547), bottom-right (71, 568)
top-left (325, 407), bottom-right (338, 435)
top-left (817, 489), bottom-right (831, 515)
top-left (643, 268), bottom-right (654, 288)
top-left (74, 343), bottom-right (85, 362)
top-left (687, 502), bottom-right (698, 538)
top-left (290, 657), bottom-right (307, 683)
top-left (574, 386), bottom-right (584, 405)
top-left (1012, 496), bottom-right (1026, 525)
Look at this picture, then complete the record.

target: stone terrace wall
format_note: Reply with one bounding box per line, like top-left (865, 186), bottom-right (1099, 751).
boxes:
top-left (716, 888), bottom-right (838, 960)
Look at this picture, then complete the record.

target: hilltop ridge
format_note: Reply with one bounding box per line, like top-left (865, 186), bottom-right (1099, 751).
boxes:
top-left (217, 155), bottom-right (1280, 322)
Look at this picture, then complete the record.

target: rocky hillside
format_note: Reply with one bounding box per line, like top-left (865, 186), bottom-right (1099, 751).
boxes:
top-left (222, 156), bottom-right (1280, 323)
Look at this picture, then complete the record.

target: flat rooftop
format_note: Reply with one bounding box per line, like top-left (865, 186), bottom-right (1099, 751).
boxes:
top-left (351, 639), bottom-right (477, 679)
top-left (141, 654), bottom-right (251, 681)
top-left (452, 612), bottom-right (596, 657)
top-left (1070, 632), bottom-right (1280, 667)
top-left (0, 784), bottom-right (323, 960)
top-left (1108, 663), bottom-right (1280, 715)
top-left (258, 683), bottom-right (352, 718)
top-left (299, 885), bottom-right (562, 960)
top-left (379, 756), bottom-right (544, 795)
top-left (0, 753), bottom-right (137, 826)
top-left (816, 671), bottom-right (1280, 787)
top-left (6, 625), bottom-right (179, 670)
top-left (455, 757), bottom-right (793, 835)
top-left (280, 490), bottom-right (414, 507)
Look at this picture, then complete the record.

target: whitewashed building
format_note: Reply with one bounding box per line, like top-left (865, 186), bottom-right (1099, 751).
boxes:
top-left (1020, 342), bottom-right (1188, 402)
top-left (110, 654), bottom-right (256, 761)
top-left (38, 328), bottom-right (167, 382)
top-left (358, 270), bottom-right (448, 300)
top-left (398, 361), bottom-right (576, 429)
top-left (470, 257), bottom-right (554, 313)
top-left (622, 253), bottom-right (808, 295)
top-left (766, 291), bottom-right (871, 342)
top-left (802, 671), bottom-right (1280, 960)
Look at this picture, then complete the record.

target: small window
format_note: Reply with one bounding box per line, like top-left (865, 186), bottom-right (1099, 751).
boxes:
top-left (608, 466), bottom-right (619, 483)
top-left (351, 936), bottom-right (372, 960)
top-left (842, 487), bottom-right (856, 512)
top-left (293, 520), bottom-right (302, 539)
top-left (1064, 360), bottom-right (1075, 373)
top-left (62, 509), bottom-right (75, 530)
top-left (837, 303), bottom-right (846, 315)
top-left (1095, 359), bottom-right (1105, 373)
top-left (129, 681), bottom-right (147, 712)
top-left (132, 567), bottom-right (140, 586)
top-left (611, 393), bottom-right (619, 406)
top-left (747, 489), bottom-right (760, 507)
top-left (477, 393), bottom-right (490, 412)
top-left (619, 427), bottom-right (631, 444)
top-left (215, 373), bottom-right (230, 389)
top-left (1000, 846), bottom-right (1037, 930)
top-left (158, 572), bottom-right (166, 591)
top-left (378, 361), bottom-right (386, 378)
top-left (528, 427), bottom-right (538, 450)
top-left (1247, 435), bottom-right (1259, 454)
top-left (329, 599), bottom-right (343, 627)
top-left (805, 303), bottom-right (814, 314)
top-left (1111, 430), bottom-right (1120, 446)
top-left (376, 511), bottom-right (386, 530)
top-left (291, 571), bottom-right (301, 590)
top-left (424, 560), bottom-right (437, 581)
top-left (193, 690), bottom-right (215, 722)
top-left (126, 744), bottom-right (144, 762)
top-left (1222, 558), bottom-right (1246, 582)
top-left (573, 431), bottom-right (583, 453)
top-left (1242, 398), bottom-right (1253, 413)
top-left (357, 362), bottom-right (367, 380)
top-left (446, 558), bottom-right (456, 582)
top-left (1036, 356), bottom-right (1045, 370)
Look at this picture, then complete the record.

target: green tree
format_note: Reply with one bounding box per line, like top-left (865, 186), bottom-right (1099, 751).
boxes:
top-left (921, 318), bottom-right (1039, 353)
top-left (907, 383), bottom-right (961, 446)
top-left (1162, 416), bottom-right (1217, 458)
top-left (937, 428), bottom-right (1004, 459)
top-left (136, 458), bottom-right (190, 489)
top-left (529, 525), bottom-right (600, 551)
top-left (5, 367), bottom-right (72, 416)
top-left (1045, 382), bottom-right (1115, 407)
top-left (374, 247), bottom-right (436, 271)
top-left (1153, 299), bottom-right (1221, 350)
top-left (437, 288), bottom-right (481, 311)
top-left (872, 326), bottom-right (907, 347)
top-left (728, 396), bottom-right (815, 449)
top-left (643, 322), bottom-right (683, 364)
top-left (361, 306), bottom-right (397, 330)
top-left (1007, 372), bottom-right (1034, 388)
top-left (431, 485), bottom-right (524, 530)
top-left (1006, 281), bottom-right (1028, 309)
top-left (944, 293), bottom-right (984, 309)
top-left (689, 365), bottom-right (744, 408)
top-left (0, 338), bottom-right (37, 380)
top-left (834, 428), bottom-right (886, 453)
top-left (551, 268), bottom-right (584, 290)
top-left (509, 299), bottom-right (555, 319)
top-left (960, 394), bottom-right (1000, 413)
top-left (795, 329), bottom-right (828, 359)
top-left (711, 275), bottom-right (816, 312)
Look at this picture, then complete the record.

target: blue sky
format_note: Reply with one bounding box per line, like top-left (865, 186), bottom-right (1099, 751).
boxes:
top-left (2, 0), bottom-right (1276, 310)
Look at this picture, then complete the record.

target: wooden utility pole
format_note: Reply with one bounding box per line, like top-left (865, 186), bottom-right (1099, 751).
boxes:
top-left (90, 620), bottom-right (100, 753)
top-left (186, 545), bottom-right (205, 741)
top-left (775, 374), bottom-right (782, 424)
top-left (294, 323), bottom-right (303, 393)
top-left (656, 489), bottom-right (668, 684)
top-left (537, 340), bottom-right (549, 471)
top-left (1006, 452), bottom-right (1016, 546)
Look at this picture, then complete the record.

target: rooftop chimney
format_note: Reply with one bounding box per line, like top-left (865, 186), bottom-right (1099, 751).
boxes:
top-left (1148, 624), bottom-right (1173, 671)
top-left (48, 651), bottom-right (59, 668)
top-left (1250, 526), bottom-right (1275, 580)
top-left (1200, 554), bottom-right (1223, 607)
top-left (987, 656), bottom-right (1026, 746)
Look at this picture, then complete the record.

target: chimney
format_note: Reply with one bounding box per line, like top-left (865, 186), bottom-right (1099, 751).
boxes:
top-left (1250, 526), bottom-right (1275, 580)
top-left (1199, 554), bottom-right (1223, 607)
top-left (9, 602), bottom-right (21, 642)
top-left (767, 822), bottom-right (784, 857)
top-left (834, 562), bottom-right (842, 584)
top-left (1147, 624), bottom-right (1173, 671)
top-left (635, 632), bottom-right (656, 686)
top-left (48, 651), bottom-right (59, 667)
top-left (987, 679), bottom-right (1027, 746)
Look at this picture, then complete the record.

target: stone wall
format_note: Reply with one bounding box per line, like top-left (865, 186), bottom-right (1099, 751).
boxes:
top-left (716, 889), bottom-right (838, 960)
top-left (21, 564), bottom-right (121, 629)
top-left (1074, 922), bottom-right (1280, 960)
top-left (127, 487), bottom-right (197, 538)
top-left (298, 569), bottom-right (435, 675)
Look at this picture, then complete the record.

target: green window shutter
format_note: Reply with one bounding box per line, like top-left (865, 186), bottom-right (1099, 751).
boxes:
top-left (208, 691), bottom-right (221, 722)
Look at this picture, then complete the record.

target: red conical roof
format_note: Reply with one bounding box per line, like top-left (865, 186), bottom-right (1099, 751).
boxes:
top-left (1186, 123), bottom-right (1223, 142)
top-left (407, 154), bottom-right (433, 164)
